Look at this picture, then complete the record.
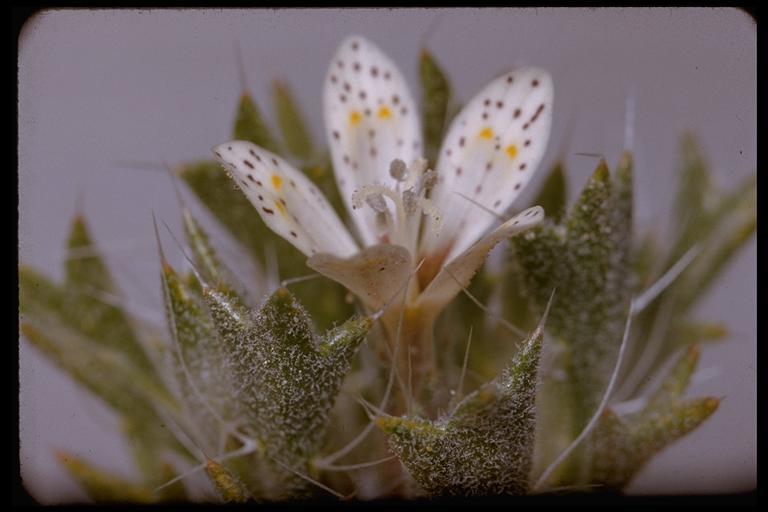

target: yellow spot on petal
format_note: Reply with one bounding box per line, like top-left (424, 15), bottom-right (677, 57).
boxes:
top-left (271, 174), bottom-right (283, 190)
top-left (349, 111), bottom-right (362, 125)
top-left (506, 144), bottom-right (518, 159)
top-left (479, 127), bottom-right (493, 139)
top-left (377, 106), bottom-right (391, 119)
top-left (275, 201), bottom-right (287, 217)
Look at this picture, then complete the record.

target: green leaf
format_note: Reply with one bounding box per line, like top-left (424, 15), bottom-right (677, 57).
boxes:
top-left (667, 135), bottom-right (755, 275)
top-left (378, 325), bottom-right (542, 495)
top-left (644, 345), bottom-right (699, 411)
top-left (671, 134), bottom-right (718, 250)
top-left (159, 257), bottom-right (239, 446)
top-left (419, 49), bottom-right (451, 165)
top-left (674, 176), bottom-right (756, 312)
top-left (178, 159), bottom-right (352, 331)
top-left (62, 216), bottom-right (157, 376)
top-left (632, 229), bottom-right (662, 290)
top-left (620, 138), bottom-right (754, 399)
top-left (22, 317), bottom-right (185, 487)
top-left (202, 286), bottom-right (371, 495)
top-left (588, 342), bottom-right (719, 490)
top-left (178, 160), bottom-right (275, 264)
top-left (633, 397), bottom-right (720, 458)
top-left (20, 215), bottom-right (190, 489)
top-left (667, 321), bottom-right (727, 353)
top-left (533, 161), bottom-right (567, 223)
top-left (57, 451), bottom-right (154, 503)
top-left (65, 214), bottom-right (114, 293)
top-left (19, 262), bottom-right (175, 417)
top-left (587, 409), bottom-right (636, 489)
top-left (205, 459), bottom-right (253, 503)
top-left (272, 81), bottom-right (314, 161)
top-left (514, 159), bottom-right (633, 424)
top-left (180, 206), bottom-right (228, 288)
top-left (301, 158), bottom-right (346, 215)
top-left (233, 92), bottom-right (280, 153)
top-left (121, 418), bottom-right (188, 500)
top-left (590, 397), bottom-right (719, 490)
top-left (20, 321), bottom-right (174, 419)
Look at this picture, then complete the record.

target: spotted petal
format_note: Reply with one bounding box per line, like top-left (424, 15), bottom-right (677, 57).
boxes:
top-left (212, 141), bottom-right (358, 258)
top-left (417, 206), bottom-right (544, 315)
top-left (420, 68), bottom-right (554, 266)
top-left (324, 35), bottom-right (422, 246)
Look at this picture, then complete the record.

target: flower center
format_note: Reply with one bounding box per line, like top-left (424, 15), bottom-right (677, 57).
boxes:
top-left (351, 158), bottom-right (442, 253)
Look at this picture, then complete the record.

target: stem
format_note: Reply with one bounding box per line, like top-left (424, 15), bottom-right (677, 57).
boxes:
top-left (380, 304), bottom-right (436, 416)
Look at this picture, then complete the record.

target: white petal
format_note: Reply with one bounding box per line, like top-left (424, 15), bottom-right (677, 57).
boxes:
top-left (307, 244), bottom-right (411, 312)
top-left (420, 68), bottom-right (554, 265)
top-left (212, 141), bottom-right (358, 258)
top-left (324, 35), bottom-right (422, 246)
top-left (416, 206), bottom-right (544, 315)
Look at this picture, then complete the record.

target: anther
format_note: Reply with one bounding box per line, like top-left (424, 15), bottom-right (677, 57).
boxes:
top-left (389, 159), bottom-right (408, 181)
top-left (409, 158), bottom-right (428, 176)
top-left (402, 189), bottom-right (419, 214)
top-left (365, 193), bottom-right (389, 214)
top-left (421, 170), bottom-right (438, 190)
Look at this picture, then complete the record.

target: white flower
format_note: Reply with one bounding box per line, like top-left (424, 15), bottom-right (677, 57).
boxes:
top-left (212, 35), bottom-right (553, 325)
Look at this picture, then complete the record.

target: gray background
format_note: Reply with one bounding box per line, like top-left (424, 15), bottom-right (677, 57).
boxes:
top-left (19, 8), bottom-right (755, 502)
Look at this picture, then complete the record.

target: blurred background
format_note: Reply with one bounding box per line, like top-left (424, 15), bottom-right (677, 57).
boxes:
top-left (18, 8), bottom-right (755, 502)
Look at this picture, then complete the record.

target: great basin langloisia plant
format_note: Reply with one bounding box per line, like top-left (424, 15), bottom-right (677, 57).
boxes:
top-left (19, 35), bottom-right (755, 501)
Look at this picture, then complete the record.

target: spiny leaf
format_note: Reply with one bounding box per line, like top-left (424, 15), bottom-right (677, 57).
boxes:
top-left (160, 259), bottom-right (239, 446)
top-left (121, 419), bottom-right (188, 500)
top-left (202, 286), bottom-right (371, 495)
top-left (667, 321), bottom-right (727, 353)
top-left (533, 161), bottom-right (567, 223)
top-left (587, 409), bottom-right (635, 489)
top-left (205, 459), bottom-right (253, 503)
top-left (645, 345), bottom-right (700, 411)
top-left (65, 214), bottom-right (114, 293)
top-left (178, 159), bottom-right (352, 331)
top-left (633, 229), bottom-right (662, 290)
top-left (590, 396), bottom-right (719, 490)
top-left (272, 81), bottom-right (314, 161)
top-left (620, 139), bottom-right (754, 399)
top-left (180, 206), bottom-right (229, 290)
top-left (20, 308), bottom-right (181, 476)
top-left (19, 265), bottom-right (168, 402)
top-left (671, 134), bottom-right (718, 251)
top-left (233, 92), bottom-right (280, 153)
top-left (62, 216), bottom-right (157, 375)
top-left (154, 463), bottom-right (188, 502)
top-left (514, 159), bottom-right (633, 423)
top-left (588, 341), bottom-right (719, 490)
top-left (613, 152), bottom-right (634, 273)
top-left (674, 176), bottom-right (756, 312)
top-left (378, 326), bottom-right (542, 496)
top-left (302, 158), bottom-right (346, 215)
top-left (633, 397), bottom-right (720, 455)
top-left (57, 451), bottom-right (154, 503)
top-left (667, 135), bottom-right (755, 271)
top-left (20, 321), bottom-right (174, 418)
top-left (178, 159), bottom-right (277, 264)
top-left (419, 49), bottom-right (451, 165)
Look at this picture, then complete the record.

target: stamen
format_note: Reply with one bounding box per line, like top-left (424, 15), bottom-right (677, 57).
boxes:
top-left (352, 159), bottom-right (444, 250)
top-left (402, 189), bottom-right (419, 214)
top-left (365, 193), bottom-right (389, 214)
top-left (417, 196), bottom-right (442, 231)
top-left (352, 184), bottom-right (408, 245)
top-left (389, 159), bottom-right (408, 181)
top-left (409, 158), bottom-right (428, 176)
top-left (420, 169), bottom-right (438, 192)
